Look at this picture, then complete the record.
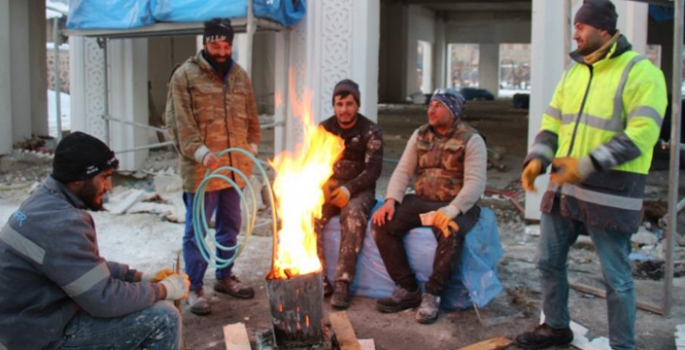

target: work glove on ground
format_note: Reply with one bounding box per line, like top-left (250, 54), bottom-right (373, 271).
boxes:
top-left (142, 268), bottom-right (175, 283)
top-left (330, 186), bottom-right (351, 208)
top-left (434, 205), bottom-right (460, 238)
top-left (550, 156), bottom-right (594, 186)
top-left (521, 158), bottom-right (543, 193)
top-left (159, 274), bottom-right (190, 301)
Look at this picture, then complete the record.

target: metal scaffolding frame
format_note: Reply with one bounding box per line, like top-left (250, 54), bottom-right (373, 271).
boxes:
top-left (564, 0), bottom-right (682, 317)
top-left (62, 0), bottom-right (288, 154)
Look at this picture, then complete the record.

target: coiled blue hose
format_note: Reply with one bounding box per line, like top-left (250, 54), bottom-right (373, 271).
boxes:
top-left (193, 148), bottom-right (277, 269)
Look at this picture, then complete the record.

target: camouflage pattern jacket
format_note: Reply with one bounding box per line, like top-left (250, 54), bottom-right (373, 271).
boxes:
top-left (415, 121), bottom-right (478, 202)
top-left (166, 51), bottom-right (261, 193)
top-left (320, 114), bottom-right (384, 196)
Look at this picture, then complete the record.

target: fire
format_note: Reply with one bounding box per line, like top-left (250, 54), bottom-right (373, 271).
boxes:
top-left (268, 88), bottom-right (344, 280)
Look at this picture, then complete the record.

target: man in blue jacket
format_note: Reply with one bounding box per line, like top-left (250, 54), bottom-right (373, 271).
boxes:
top-left (0, 132), bottom-right (190, 350)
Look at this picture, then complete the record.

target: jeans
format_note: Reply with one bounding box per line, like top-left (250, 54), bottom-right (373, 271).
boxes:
top-left (46, 301), bottom-right (181, 350)
top-left (538, 209), bottom-right (635, 350)
top-left (373, 194), bottom-right (480, 295)
top-left (183, 188), bottom-right (242, 290)
top-left (315, 189), bottom-right (376, 284)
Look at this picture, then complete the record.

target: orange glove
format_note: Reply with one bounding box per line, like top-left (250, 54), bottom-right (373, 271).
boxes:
top-left (550, 156), bottom-right (594, 185)
top-left (434, 206), bottom-right (460, 238)
top-left (143, 268), bottom-right (176, 283)
top-left (521, 159), bottom-right (543, 193)
top-left (330, 186), bottom-right (350, 208)
top-left (322, 179), bottom-right (339, 203)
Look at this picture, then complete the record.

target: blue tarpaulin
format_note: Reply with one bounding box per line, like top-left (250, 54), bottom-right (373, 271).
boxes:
top-left (67, 0), bottom-right (306, 30)
top-left (323, 205), bottom-right (503, 310)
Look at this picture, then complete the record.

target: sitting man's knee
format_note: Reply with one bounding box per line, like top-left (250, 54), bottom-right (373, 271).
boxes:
top-left (149, 301), bottom-right (182, 329)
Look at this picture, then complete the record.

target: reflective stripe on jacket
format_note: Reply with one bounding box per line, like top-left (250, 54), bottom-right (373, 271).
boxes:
top-left (526, 35), bottom-right (667, 233)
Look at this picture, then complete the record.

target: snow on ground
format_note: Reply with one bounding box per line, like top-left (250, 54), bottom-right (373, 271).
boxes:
top-left (498, 88), bottom-right (530, 98)
top-left (47, 89), bottom-right (70, 137)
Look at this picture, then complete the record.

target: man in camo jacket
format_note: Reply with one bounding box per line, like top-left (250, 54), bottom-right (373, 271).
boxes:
top-left (315, 79), bottom-right (384, 310)
top-left (166, 18), bottom-right (261, 316)
top-left (371, 88), bottom-right (486, 324)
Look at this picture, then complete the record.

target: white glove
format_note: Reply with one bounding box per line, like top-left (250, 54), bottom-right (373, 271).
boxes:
top-left (250, 143), bottom-right (259, 156)
top-left (159, 274), bottom-right (189, 301)
top-left (142, 268), bottom-right (174, 283)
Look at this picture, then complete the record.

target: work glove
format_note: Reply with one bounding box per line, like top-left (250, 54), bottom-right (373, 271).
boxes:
top-left (322, 179), bottom-right (339, 204)
top-left (142, 268), bottom-right (175, 283)
top-left (159, 274), bottom-right (190, 301)
top-left (250, 143), bottom-right (259, 156)
top-left (521, 158), bottom-right (543, 193)
top-left (550, 156), bottom-right (594, 186)
top-left (434, 205), bottom-right (460, 238)
top-left (330, 186), bottom-right (351, 208)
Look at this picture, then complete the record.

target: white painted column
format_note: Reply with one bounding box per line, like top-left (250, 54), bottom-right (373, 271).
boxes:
top-left (479, 44), bottom-right (500, 96)
top-left (275, 0), bottom-right (381, 153)
top-left (28, 0), bottom-right (48, 137)
top-left (525, 0), bottom-right (566, 220)
top-left (107, 39), bottom-right (149, 171)
top-left (69, 36), bottom-right (107, 140)
top-left (234, 33), bottom-right (250, 70)
top-left (0, 0), bottom-right (12, 155)
top-left (614, 0), bottom-right (648, 54)
top-left (433, 17), bottom-right (446, 90)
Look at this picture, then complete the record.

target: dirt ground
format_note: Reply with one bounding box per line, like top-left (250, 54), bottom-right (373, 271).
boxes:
top-left (1, 101), bottom-right (684, 350)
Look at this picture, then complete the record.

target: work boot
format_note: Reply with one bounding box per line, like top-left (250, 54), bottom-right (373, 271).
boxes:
top-left (515, 323), bottom-right (573, 349)
top-left (330, 282), bottom-right (351, 309)
top-left (187, 288), bottom-right (211, 316)
top-left (214, 275), bottom-right (255, 299)
top-left (376, 285), bottom-right (422, 313)
top-left (415, 293), bottom-right (440, 324)
top-left (323, 277), bottom-right (333, 297)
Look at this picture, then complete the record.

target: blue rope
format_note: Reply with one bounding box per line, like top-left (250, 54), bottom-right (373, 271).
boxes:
top-left (193, 148), bottom-right (277, 269)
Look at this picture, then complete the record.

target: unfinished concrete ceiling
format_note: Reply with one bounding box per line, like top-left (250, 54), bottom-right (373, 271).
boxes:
top-left (384, 0), bottom-right (532, 12)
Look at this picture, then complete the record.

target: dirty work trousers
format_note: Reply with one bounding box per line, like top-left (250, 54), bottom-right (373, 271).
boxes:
top-left (46, 301), bottom-right (181, 350)
top-left (538, 208), bottom-right (635, 350)
top-left (372, 194), bottom-right (480, 295)
top-left (183, 188), bottom-right (242, 290)
top-left (316, 189), bottom-right (376, 284)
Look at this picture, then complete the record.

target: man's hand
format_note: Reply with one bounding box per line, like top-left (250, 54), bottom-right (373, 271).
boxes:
top-left (159, 274), bottom-right (190, 301)
top-left (250, 143), bottom-right (259, 156)
top-left (521, 159), bottom-right (543, 193)
top-left (434, 205), bottom-right (460, 238)
top-left (202, 152), bottom-right (220, 169)
top-left (550, 156), bottom-right (594, 186)
top-left (143, 268), bottom-right (175, 283)
top-left (329, 186), bottom-right (350, 208)
top-left (372, 199), bottom-right (396, 226)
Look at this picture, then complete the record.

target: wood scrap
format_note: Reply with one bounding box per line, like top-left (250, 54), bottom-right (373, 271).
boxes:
top-left (456, 336), bottom-right (512, 350)
top-left (330, 311), bottom-right (361, 350)
top-left (223, 322), bottom-right (251, 350)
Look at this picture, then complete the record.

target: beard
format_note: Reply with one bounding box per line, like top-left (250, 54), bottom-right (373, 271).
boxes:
top-left (577, 35), bottom-right (605, 56)
top-left (77, 178), bottom-right (105, 211)
top-left (207, 54), bottom-right (232, 76)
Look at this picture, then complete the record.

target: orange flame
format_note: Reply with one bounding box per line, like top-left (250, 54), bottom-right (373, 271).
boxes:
top-left (269, 85), bottom-right (344, 279)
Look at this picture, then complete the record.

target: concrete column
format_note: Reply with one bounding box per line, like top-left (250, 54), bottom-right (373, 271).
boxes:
top-left (614, 1), bottom-right (648, 54)
top-left (69, 36), bottom-right (107, 141)
top-left (28, 0), bottom-right (48, 137)
top-left (525, 0), bottom-right (566, 220)
top-left (0, 0), bottom-right (12, 155)
top-left (433, 17), bottom-right (447, 90)
top-left (479, 43), bottom-right (500, 96)
top-left (275, 0), bottom-right (381, 152)
top-left (108, 39), bottom-right (149, 171)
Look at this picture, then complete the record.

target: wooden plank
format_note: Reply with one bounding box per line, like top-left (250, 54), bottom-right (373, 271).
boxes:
top-left (358, 339), bottom-right (376, 350)
top-left (456, 336), bottom-right (512, 350)
top-left (569, 282), bottom-right (665, 315)
top-left (330, 311), bottom-right (361, 350)
top-left (223, 322), bottom-right (252, 350)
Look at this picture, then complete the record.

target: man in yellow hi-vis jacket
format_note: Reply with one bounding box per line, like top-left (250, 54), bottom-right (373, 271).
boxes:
top-left (517, 1), bottom-right (667, 349)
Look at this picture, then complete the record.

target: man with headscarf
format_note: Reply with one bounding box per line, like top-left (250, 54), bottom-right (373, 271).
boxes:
top-left (371, 88), bottom-right (486, 324)
top-left (517, 1), bottom-right (666, 349)
top-left (315, 79), bottom-right (384, 310)
top-left (166, 18), bottom-right (261, 316)
top-left (0, 132), bottom-right (189, 350)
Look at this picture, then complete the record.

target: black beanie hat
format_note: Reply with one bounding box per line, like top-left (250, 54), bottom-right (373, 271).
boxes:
top-left (203, 18), bottom-right (234, 45)
top-left (574, 0), bottom-right (618, 34)
top-left (52, 132), bottom-right (119, 183)
top-left (332, 79), bottom-right (361, 106)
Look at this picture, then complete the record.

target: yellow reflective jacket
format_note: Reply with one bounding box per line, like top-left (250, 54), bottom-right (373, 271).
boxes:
top-left (525, 36), bottom-right (667, 233)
